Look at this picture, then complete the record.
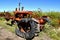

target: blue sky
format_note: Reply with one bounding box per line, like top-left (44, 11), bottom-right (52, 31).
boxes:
top-left (0, 0), bottom-right (60, 12)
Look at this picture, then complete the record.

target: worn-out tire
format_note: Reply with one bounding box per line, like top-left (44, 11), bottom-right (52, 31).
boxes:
top-left (15, 20), bottom-right (37, 39)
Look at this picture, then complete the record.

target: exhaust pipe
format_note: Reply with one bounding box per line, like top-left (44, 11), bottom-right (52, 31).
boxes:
top-left (21, 7), bottom-right (24, 11)
top-left (15, 8), bottom-right (17, 11)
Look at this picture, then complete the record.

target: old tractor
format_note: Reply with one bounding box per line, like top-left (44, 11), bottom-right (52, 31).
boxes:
top-left (9, 7), bottom-right (50, 40)
top-left (2, 8), bottom-right (50, 40)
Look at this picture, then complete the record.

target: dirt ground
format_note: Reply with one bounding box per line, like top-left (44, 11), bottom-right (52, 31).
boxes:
top-left (0, 27), bottom-right (52, 40)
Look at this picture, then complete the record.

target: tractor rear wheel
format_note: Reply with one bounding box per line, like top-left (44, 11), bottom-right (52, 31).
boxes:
top-left (15, 20), bottom-right (37, 39)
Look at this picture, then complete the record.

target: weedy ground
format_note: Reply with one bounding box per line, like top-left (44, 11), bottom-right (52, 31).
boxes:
top-left (0, 11), bottom-right (60, 40)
